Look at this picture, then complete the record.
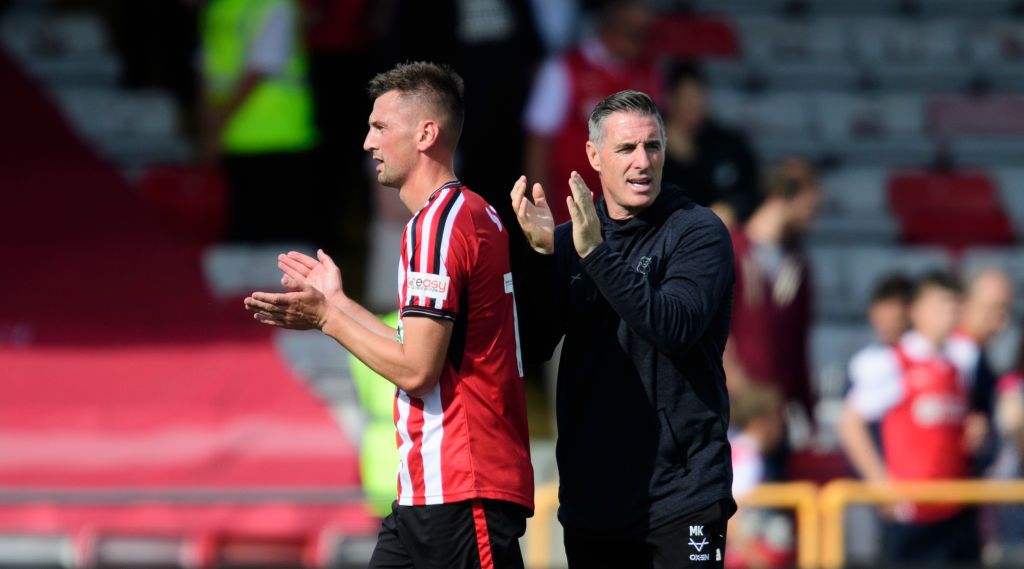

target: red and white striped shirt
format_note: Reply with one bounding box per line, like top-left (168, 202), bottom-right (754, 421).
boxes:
top-left (393, 181), bottom-right (533, 510)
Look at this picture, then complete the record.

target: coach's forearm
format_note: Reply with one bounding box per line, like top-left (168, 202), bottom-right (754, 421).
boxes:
top-left (580, 233), bottom-right (729, 357)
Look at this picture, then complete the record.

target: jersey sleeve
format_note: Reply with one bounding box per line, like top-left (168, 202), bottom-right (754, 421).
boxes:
top-left (846, 345), bottom-right (903, 421)
top-left (401, 193), bottom-right (471, 321)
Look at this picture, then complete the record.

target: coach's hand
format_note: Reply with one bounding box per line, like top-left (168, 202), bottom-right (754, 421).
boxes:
top-left (277, 249), bottom-right (345, 305)
top-left (511, 175), bottom-right (554, 254)
top-left (566, 171), bottom-right (603, 258)
top-left (244, 281), bottom-right (331, 331)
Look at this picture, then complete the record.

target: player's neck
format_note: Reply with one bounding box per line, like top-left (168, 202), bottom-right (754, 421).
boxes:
top-left (399, 160), bottom-right (458, 214)
top-left (915, 329), bottom-right (947, 351)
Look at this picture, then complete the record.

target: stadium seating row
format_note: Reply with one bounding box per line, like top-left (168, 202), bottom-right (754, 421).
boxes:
top-left (710, 90), bottom-right (1024, 165)
top-left (807, 244), bottom-right (1024, 322)
top-left (693, 0), bottom-right (1024, 19)
top-left (731, 16), bottom-right (1024, 65)
top-left (711, 91), bottom-right (1024, 139)
top-left (813, 168), bottom-right (1024, 242)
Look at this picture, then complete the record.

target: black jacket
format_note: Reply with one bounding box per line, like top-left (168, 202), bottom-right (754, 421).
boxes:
top-left (520, 184), bottom-right (736, 533)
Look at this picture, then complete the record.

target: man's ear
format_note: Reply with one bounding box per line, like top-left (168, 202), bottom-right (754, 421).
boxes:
top-left (416, 119), bottom-right (440, 151)
top-left (585, 140), bottom-right (601, 173)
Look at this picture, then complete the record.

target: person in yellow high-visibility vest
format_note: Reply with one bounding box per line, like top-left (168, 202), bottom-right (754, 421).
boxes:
top-left (200, 0), bottom-right (321, 244)
top-left (348, 311), bottom-right (401, 518)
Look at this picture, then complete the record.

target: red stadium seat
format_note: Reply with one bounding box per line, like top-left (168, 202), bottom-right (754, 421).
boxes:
top-left (649, 15), bottom-right (741, 59)
top-left (887, 170), bottom-right (1015, 249)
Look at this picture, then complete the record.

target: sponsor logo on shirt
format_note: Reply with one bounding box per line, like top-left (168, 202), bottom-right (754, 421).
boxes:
top-left (407, 271), bottom-right (450, 300)
top-left (912, 394), bottom-right (966, 426)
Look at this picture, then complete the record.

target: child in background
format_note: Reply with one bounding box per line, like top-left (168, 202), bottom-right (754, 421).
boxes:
top-left (839, 272), bottom-right (981, 564)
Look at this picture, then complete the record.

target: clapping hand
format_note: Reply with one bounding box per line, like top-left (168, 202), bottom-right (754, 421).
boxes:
top-left (565, 171), bottom-right (603, 258)
top-left (244, 279), bottom-right (330, 331)
top-left (511, 175), bottom-right (555, 254)
top-left (277, 249), bottom-right (345, 305)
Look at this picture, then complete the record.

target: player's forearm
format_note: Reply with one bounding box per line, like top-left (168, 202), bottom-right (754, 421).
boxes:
top-left (320, 306), bottom-right (430, 395)
top-left (333, 295), bottom-right (397, 340)
top-left (838, 406), bottom-right (888, 483)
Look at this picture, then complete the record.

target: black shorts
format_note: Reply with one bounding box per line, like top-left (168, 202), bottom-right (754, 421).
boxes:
top-left (368, 499), bottom-right (529, 569)
top-left (883, 507), bottom-right (980, 563)
top-left (563, 499), bottom-right (731, 569)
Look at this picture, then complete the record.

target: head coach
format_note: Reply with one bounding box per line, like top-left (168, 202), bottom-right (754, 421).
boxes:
top-left (512, 89), bottom-right (736, 568)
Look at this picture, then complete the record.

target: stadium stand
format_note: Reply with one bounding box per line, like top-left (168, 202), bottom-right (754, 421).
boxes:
top-left (0, 23), bottom-right (376, 568)
top-left (4, 0), bottom-right (1024, 565)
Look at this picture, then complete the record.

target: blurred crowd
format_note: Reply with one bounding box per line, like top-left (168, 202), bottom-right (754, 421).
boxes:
top-left (81, 0), bottom-right (1024, 566)
top-left (99, 0), bottom-right (763, 299)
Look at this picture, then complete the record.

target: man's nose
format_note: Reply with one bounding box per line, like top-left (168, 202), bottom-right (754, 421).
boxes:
top-left (633, 147), bottom-right (651, 170)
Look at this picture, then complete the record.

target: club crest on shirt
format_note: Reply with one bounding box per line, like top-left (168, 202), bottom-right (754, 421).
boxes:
top-left (636, 256), bottom-right (652, 275)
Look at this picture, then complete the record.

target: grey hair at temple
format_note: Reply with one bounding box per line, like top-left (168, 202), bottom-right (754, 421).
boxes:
top-left (587, 89), bottom-right (665, 147)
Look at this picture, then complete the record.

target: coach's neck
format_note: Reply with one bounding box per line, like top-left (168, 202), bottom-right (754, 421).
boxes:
top-left (399, 152), bottom-right (457, 214)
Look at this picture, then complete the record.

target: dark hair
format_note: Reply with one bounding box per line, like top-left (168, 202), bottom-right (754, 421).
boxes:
top-left (367, 61), bottom-right (465, 148)
top-left (762, 156), bottom-right (818, 198)
top-left (598, 0), bottom-right (650, 27)
top-left (911, 270), bottom-right (963, 303)
top-left (587, 89), bottom-right (665, 145)
top-left (870, 274), bottom-right (914, 305)
top-left (667, 60), bottom-right (707, 90)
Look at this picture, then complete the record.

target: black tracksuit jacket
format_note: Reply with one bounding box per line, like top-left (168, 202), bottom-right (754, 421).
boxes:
top-left (519, 183), bottom-right (736, 533)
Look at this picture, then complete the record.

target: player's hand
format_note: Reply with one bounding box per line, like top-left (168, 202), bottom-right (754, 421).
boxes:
top-left (277, 249), bottom-right (345, 306)
top-left (511, 175), bottom-right (554, 254)
top-left (244, 280), bottom-right (330, 331)
top-left (565, 171), bottom-right (603, 258)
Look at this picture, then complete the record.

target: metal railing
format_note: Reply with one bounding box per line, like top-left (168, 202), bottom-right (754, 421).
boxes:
top-left (526, 479), bottom-right (1024, 569)
top-left (819, 479), bottom-right (1024, 569)
top-left (524, 482), bottom-right (819, 569)
top-left (10, 480), bottom-right (1024, 568)
top-left (741, 482), bottom-right (819, 569)
top-left (524, 484), bottom-right (559, 569)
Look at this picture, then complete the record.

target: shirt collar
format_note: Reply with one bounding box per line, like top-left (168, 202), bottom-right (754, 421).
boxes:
top-left (424, 180), bottom-right (461, 207)
top-left (899, 330), bottom-right (948, 361)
